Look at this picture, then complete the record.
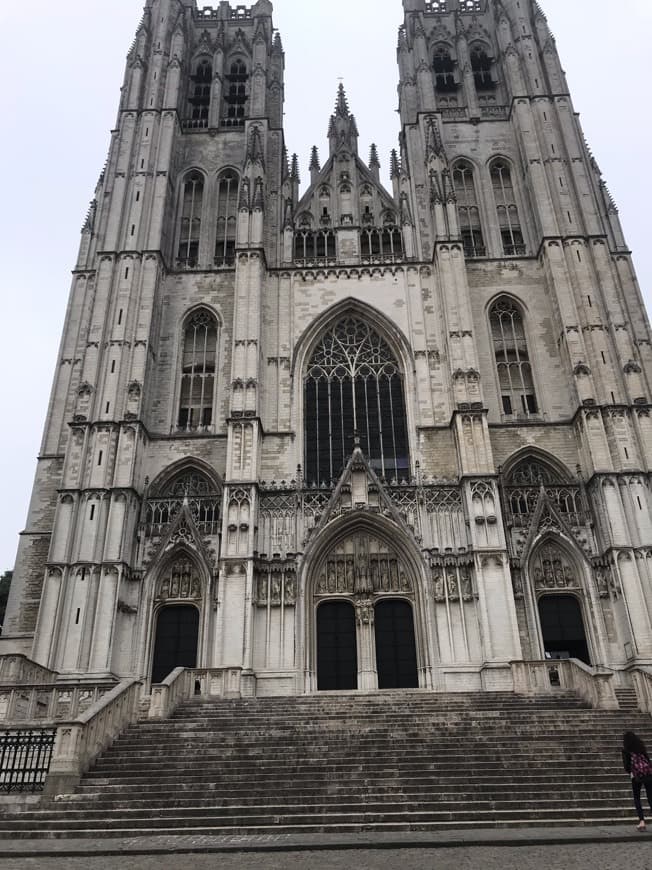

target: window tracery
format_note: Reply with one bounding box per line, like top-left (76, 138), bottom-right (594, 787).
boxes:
top-left (215, 170), bottom-right (238, 267)
top-left (470, 44), bottom-right (494, 91)
top-left (360, 226), bottom-right (403, 262)
top-left (294, 229), bottom-right (336, 262)
top-left (187, 59), bottom-right (212, 129)
top-left (222, 59), bottom-right (248, 127)
top-left (491, 161), bottom-right (526, 256)
top-left (452, 161), bottom-right (485, 258)
top-left (490, 298), bottom-right (538, 417)
top-left (178, 309), bottom-right (218, 432)
top-left (304, 317), bottom-right (410, 485)
top-left (433, 45), bottom-right (457, 94)
top-left (177, 171), bottom-right (204, 268)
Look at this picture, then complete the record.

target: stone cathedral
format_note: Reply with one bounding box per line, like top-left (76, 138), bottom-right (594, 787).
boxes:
top-left (3, 0), bottom-right (652, 699)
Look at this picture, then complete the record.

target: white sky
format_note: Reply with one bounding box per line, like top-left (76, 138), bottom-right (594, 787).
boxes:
top-left (0, 0), bottom-right (650, 572)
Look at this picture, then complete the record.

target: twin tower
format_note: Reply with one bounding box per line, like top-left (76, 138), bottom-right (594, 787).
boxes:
top-left (4, 0), bottom-right (652, 696)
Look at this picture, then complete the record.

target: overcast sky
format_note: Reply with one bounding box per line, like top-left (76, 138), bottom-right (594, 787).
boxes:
top-left (1, 0), bottom-right (650, 572)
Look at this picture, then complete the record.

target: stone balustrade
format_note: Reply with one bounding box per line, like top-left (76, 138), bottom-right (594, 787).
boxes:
top-left (0, 684), bottom-right (114, 725)
top-left (44, 679), bottom-right (142, 796)
top-left (0, 655), bottom-right (58, 687)
top-left (148, 667), bottom-right (246, 720)
top-left (631, 668), bottom-right (652, 714)
top-left (511, 659), bottom-right (618, 710)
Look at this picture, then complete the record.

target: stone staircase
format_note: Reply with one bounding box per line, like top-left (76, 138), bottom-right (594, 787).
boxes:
top-left (0, 690), bottom-right (650, 839)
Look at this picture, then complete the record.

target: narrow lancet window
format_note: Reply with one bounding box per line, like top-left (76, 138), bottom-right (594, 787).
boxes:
top-left (215, 170), bottom-right (239, 267)
top-left (177, 172), bottom-right (204, 268)
top-left (453, 161), bottom-right (485, 258)
top-left (222, 60), bottom-right (248, 127)
top-left (470, 45), bottom-right (494, 91)
top-left (491, 161), bottom-right (526, 256)
top-left (490, 298), bottom-right (538, 417)
top-left (188, 59), bottom-right (212, 128)
top-left (433, 45), bottom-right (457, 93)
top-left (178, 309), bottom-right (218, 432)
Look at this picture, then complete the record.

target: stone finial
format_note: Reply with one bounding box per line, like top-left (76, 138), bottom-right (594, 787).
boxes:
top-left (309, 146), bottom-right (321, 172)
top-left (390, 149), bottom-right (401, 180)
top-left (369, 144), bottom-right (380, 170)
top-left (291, 153), bottom-right (300, 184)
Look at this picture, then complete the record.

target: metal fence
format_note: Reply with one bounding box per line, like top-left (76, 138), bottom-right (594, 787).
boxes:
top-left (0, 729), bottom-right (55, 793)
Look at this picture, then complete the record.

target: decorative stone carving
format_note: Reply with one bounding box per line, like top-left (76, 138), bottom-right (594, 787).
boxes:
top-left (157, 556), bottom-right (202, 601)
top-left (315, 533), bottom-right (412, 597)
top-left (531, 543), bottom-right (579, 590)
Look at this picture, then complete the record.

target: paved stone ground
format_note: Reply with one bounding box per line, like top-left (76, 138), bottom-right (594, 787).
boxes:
top-left (2, 844), bottom-right (652, 870)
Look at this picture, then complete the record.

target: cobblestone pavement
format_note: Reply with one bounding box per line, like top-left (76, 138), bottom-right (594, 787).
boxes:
top-left (3, 844), bottom-right (652, 870)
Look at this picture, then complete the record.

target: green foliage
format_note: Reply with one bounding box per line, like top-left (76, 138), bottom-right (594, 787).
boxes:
top-left (0, 571), bottom-right (12, 630)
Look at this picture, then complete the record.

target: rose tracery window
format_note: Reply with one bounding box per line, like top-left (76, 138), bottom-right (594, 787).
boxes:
top-left (178, 309), bottom-right (218, 432)
top-left (490, 298), bottom-right (538, 417)
top-left (304, 317), bottom-right (410, 485)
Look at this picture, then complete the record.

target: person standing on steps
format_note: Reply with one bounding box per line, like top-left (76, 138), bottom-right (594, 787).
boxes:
top-left (622, 731), bottom-right (652, 831)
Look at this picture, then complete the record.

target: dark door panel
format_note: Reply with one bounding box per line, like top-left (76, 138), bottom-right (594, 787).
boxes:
top-left (375, 599), bottom-right (419, 689)
top-left (151, 605), bottom-right (199, 684)
top-left (538, 595), bottom-right (590, 665)
top-left (317, 601), bottom-right (357, 691)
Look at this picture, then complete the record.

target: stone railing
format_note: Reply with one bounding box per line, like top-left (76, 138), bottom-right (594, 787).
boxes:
top-left (0, 684), bottom-right (113, 725)
top-left (43, 679), bottom-right (142, 796)
top-left (512, 659), bottom-right (618, 710)
top-left (0, 655), bottom-right (58, 687)
top-left (631, 668), bottom-right (652, 714)
top-left (149, 667), bottom-right (246, 720)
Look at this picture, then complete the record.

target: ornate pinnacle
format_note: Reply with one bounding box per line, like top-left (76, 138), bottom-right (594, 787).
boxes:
top-left (291, 153), bottom-right (300, 184)
top-left (309, 146), bottom-right (321, 172)
top-left (369, 144), bottom-right (380, 170)
top-left (390, 149), bottom-right (401, 180)
top-left (334, 82), bottom-right (350, 118)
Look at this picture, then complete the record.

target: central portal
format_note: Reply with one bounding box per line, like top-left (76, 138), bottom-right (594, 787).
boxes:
top-left (312, 528), bottom-right (421, 691)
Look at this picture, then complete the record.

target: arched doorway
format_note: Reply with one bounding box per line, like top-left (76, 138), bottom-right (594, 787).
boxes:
top-left (375, 600), bottom-right (418, 689)
top-left (151, 605), bottom-right (199, 683)
top-left (538, 595), bottom-right (590, 665)
top-left (317, 601), bottom-right (357, 690)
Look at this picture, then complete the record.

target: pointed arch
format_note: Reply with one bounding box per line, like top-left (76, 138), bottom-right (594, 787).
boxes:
top-left (298, 512), bottom-right (433, 691)
top-left (214, 169), bottom-right (239, 266)
top-left (452, 159), bottom-right (485, 258)
top-left (488, 296), bottom-right (538, 418)
top-left (149, 457), bottom-right (223, 498)
top-left (432, 43), bottom-right (457, 94)
top-left (176, 169), bottom-right (206, 268)
top-left (489, 158), bottom-right (526, 256)
top-left (221, 56), bottom-right (249, 127)
top-left (469, 42), bottom-right (495, 91)
top-left (187, 56), bottom-right (212, 128)
top-left (301, 313), bottom-right (411, 485)
top-left (501, 448), bottom-right (573, 486)
top-left (176, 306), bottom-right (220, 432)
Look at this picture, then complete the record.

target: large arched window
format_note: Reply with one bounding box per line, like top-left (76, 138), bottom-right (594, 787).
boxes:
top-left (433, 45), bottom-right (457, 93)
top-left (215, 170), bottom-right (238, 267)
top-left (222, 59), bottom-right (248, 127)
top-left (178, 309), bottom-right (219, 432)
top-left (304, 317), bottom-right (410, 485)
top-left (452, 161), bottom-right (485, 258)
top-left (177, 171), bottom-right (204, 268)
top-left (187, 59), bottom-right (212, 128)
top-left (470, 44), bottom-right (494, 91)
top-left (490, 298), bottom-right (538, 417)
top-left (491, 161), bottom-right (526, 256)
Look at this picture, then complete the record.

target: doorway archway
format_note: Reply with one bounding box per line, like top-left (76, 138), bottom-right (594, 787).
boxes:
top-left (375, 599), bottom-right (418, 689)
top-left (151, 605), bottom-right (199, 683)
top-left (316, 601), bottom-right (357, 690)
top-left (538, 595), bottom-right (590, 665)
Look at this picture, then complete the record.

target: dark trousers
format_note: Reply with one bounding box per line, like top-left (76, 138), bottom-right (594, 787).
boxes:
top-left (632, 777), bottom-right (652, 821)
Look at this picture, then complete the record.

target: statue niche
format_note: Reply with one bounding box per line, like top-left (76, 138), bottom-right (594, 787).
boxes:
top-left (315, 532), bottom-right (412, 598)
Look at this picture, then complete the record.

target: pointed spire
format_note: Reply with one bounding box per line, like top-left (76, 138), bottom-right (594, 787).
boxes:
top-left (291, 153), bottom-right (300, 184)
top-left (309, 146), bottom-right (321, 172)
top-left (369, 144), bottom-right (380, 170)
top-left (334, 83), bottom-right (350, 118)
top-left (390, 149), bottom-right (401, 180)
top-left (328, 83), bottom-right (359, 156)
top-left (309, 146), bottom-right (321, 185)
top-left (282, 146), bottom-right (290, 179)
top-left (272, 31), bottom-right (284, 53)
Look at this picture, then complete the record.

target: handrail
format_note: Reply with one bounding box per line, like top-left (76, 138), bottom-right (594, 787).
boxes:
top-left (43, 678), bottom-right (142, 796)
top-left (0, 684), bottom-right (113, 725)
top-left (511, 659), bottom-right (618, 710)
top-left (148, 667), bottom-right (246, 720)
top-left (631, 668), bottom-right (652, 714)
top-left (0, 655), bottom-right (58, 686)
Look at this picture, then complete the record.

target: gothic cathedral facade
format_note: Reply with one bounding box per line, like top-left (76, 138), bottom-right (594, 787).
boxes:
top-left (4, 0), bottom-right (652, 696)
